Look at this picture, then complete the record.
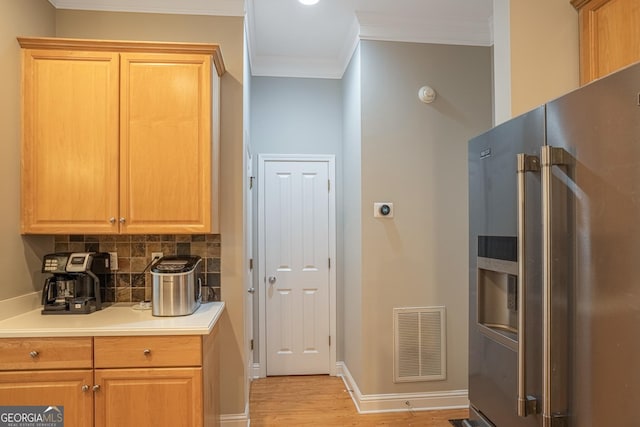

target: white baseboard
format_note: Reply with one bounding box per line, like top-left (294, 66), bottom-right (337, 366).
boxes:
top-left (251, 363), bottom-right (261, 379)
top-left (337, 362), bottom-right (469, 414)
top-left (220, 403), bottom-right (249, 427)
top-left (251, 362), bottom-right (339, 379)
top-left (246, 361), bottom-right (465, 416)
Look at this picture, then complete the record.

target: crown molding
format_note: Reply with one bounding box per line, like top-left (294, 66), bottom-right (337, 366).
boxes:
top-left (357, 11), bottom-right (493, 47)
top-left (48, 0), bottom-right (245, 17)
top-left (570, 0), bottom-right (590, 10)
top-left (250, 54), bottom-right (345, 79)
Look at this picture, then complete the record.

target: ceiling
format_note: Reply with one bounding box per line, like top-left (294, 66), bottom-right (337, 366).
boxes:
top-left (48, 0), bottom-right (494, 79)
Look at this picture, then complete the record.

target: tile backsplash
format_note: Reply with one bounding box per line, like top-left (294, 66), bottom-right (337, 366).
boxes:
top-left (53, 234), bottom-right (221, 303)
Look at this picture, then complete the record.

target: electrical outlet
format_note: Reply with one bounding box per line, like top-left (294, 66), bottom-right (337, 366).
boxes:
top-left (108, 252), bottom-right (118, 271)
top-left (151, 252), bottom-right (164, 261)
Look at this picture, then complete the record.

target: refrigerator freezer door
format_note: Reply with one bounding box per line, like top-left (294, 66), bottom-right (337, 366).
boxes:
top-left (468, 107), bottom-right (545, 427)
top-left (545, 61), bottom-right (640, 427)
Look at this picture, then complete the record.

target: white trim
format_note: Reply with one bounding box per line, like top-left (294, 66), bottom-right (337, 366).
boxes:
top-left (249, 55), bottom-right (345, 79)
top-left (492, 0), bottom-right (512, 125)
top-left (338, 362), bottom-right (469, 414)
top-left (258, 154), bottom-right (337, 378)
top-left (337, 16), bottom-right (361, 79)
top-left (357, 11), bottom-right (492, 47)
top-left (48, 0), bottom-right (244, 16)
top-left (251, 363), bottom-right (261, 380)
top-left (0, 292), bottom-right (41, 322)
top-left (220, 409), bottom-right (249, 427)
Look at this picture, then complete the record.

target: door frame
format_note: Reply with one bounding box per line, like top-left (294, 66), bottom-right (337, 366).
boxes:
top-left (244, 142), bottom-right (254, 391)
top-left (257, 153), bottom-right (337, 378)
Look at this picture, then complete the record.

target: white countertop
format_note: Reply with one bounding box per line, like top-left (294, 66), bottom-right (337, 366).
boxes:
top-left (0, 301), bottom-right (225, 338)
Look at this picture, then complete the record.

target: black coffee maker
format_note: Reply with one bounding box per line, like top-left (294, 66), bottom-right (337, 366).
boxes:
top-left (41, 252), bottom-right (110, 315)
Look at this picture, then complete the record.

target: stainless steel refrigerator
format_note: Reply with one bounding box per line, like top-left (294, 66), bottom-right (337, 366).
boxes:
top-left (468, 61), bottom-right (640, 427)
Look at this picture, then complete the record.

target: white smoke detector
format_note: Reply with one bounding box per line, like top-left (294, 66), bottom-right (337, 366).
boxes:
top-left (418, 86), bottom-right (437, 104)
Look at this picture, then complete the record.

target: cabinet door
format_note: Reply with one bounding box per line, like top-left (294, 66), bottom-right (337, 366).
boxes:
top-left (21, 49), bottom-right (120, 234)
top-left (95, 367), bottom-right (203, 427)
top-left (576, 0), bottom-right (640, 84)
top-left (0, 369), bottom-right (93, 426)
top-left (120, 53), bottom-right (213, 234)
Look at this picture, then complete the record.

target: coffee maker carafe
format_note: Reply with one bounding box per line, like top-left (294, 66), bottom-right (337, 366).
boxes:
top-left (41, 252), bottom-right (110, 315)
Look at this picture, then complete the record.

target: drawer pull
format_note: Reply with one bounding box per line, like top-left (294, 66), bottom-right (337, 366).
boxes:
top-left (143, 349), bottom-right (151, 356)
top-left (93, 385), bottom-right (101, 392)
top-left (81, 385), bottom-right (90, 392)
top-left (29, 351), bottom-right (39, 358)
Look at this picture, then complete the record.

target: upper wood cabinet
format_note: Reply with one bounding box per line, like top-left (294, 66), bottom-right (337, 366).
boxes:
top-left (572, 0), bottom-right (640, 84)
top-left (18, 37), bottom-right (224, 234)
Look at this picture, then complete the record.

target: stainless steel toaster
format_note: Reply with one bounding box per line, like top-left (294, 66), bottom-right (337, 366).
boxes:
top-left (151, 255), bottom-right (202, 316)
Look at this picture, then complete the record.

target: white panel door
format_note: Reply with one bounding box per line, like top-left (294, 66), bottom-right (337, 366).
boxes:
top-left (264, 160), bottom-right (330, 375)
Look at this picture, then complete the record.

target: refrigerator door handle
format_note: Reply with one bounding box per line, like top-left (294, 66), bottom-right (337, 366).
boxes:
top-left (516, 153), bottom-right (540, 418)
top-left (541, 146), bottom-right (572, 427)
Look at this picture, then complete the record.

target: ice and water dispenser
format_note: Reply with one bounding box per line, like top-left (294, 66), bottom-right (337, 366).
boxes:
top-left (476, 236), bottom-right (518, 345)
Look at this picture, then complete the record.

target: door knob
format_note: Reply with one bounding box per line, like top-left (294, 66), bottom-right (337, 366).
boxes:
top-left (268, 276), bottom-right (276, 284)
top-left (248, 287), bottom-right (256, 294)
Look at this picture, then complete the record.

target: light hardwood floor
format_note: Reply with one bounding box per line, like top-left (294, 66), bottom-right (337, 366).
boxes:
top-left (249, 375), bottom-right (469, 426)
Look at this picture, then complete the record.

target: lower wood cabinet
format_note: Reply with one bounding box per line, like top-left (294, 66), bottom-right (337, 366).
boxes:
top-left (95, 368), bottom-right (202, 427)
top-left (0, 326), bottom-right (219, 427)
top-left (0, 369), bottom-right (94, 426)
top-left (93, 334), bottom-right (218, 427)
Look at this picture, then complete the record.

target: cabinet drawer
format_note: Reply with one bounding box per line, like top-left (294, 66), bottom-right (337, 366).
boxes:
top-left (0, 337), bottom-right (93, 370)
top-left (94, 336), bottom-right (202, 368)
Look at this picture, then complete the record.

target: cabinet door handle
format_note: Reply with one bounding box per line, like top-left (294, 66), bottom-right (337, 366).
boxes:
top-left (109, 217), bottom-right (116, 224)
top-left (143, 348), bottom-right (151, 356)
top-left (92, 385), bottom-right (101, 392)
top-left (29, 350), bottom-right (39, 358)
top-left (81, 385), bottom-right (90, 392)
top-left (119, 217), bottom-right (126, 224)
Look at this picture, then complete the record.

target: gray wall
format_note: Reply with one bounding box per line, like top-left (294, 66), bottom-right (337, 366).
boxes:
top-left (251, 40), bottom-right (493, 397)
top-left (0, 0), bottom-right (56, 302)
top-left (357, 40), bottom-right (492, 394)
top-left (341, 45), bottom-right (363, 382)
top-left (249, 76), bottom-right (344, 361)
top-left (250, 77), bottom-right (343, 154)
